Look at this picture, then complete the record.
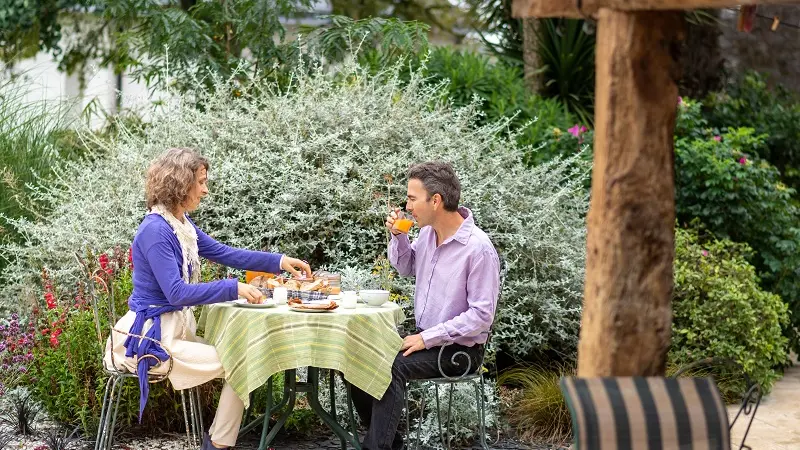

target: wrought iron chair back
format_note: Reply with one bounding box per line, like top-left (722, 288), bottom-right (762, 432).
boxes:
top-left (74, 252), bottom-right (202, 450)
top-left (673, 357), bottom-right (762, 450)
top-left (404, 256), bottom-right (508, 450)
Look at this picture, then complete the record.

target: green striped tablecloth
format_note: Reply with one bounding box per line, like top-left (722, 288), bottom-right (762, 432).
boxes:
top-left (199, 302), bottom-right (405, 406)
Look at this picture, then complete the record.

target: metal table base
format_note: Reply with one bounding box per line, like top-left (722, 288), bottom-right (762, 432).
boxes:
top-left (240, 368), bottom-right (362, 450)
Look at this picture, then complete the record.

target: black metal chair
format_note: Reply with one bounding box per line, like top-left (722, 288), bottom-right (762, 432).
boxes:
top-left (404, 259), bottom-right (507, 450)
top-left (561, 357), bottom-right (761, 450)
top-left (404, 336), bottom-right (492, 450)
top-left (76, 254), bottom-right (204, 450)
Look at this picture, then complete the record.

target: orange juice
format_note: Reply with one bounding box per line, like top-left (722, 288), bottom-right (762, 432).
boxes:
top-left (246, 271), bottom-right (274, 283)
top-left (394, 218), bottom-right (414, 233)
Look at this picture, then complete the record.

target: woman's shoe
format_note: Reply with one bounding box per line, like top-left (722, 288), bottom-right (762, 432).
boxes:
top-left (200, 433), bottom-right (230, 450)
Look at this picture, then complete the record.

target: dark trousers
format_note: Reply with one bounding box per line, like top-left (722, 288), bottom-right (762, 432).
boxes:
top-left (350, 344), bottom-right (483, 450)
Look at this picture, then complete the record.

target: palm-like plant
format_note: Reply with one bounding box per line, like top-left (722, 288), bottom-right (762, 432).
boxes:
top-left (535, 18), bottom-right (595, 125)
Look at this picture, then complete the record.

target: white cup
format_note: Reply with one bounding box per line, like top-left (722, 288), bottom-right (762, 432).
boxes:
top-left (273, 287), bottom-right (288, 305)
top-left (341, 292), bottom-right (358, 309)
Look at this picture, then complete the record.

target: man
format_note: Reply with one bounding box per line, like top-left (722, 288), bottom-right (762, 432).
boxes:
top-left (351, 161), bottom-right (501, 450)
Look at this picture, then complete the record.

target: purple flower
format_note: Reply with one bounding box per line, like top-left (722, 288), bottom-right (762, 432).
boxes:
top-left (739, 157), bottom-right (747, 165)
top-left (678, 96), bottom-right (683, 105)
top-left (11, 313), bottom-right (18, 321)
top-left (18, 366), bottom-right (27, 373)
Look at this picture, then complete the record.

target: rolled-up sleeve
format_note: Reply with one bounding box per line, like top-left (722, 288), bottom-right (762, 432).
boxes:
top-left (420, 250), bottom-right (500, 349)
top-left (389, 233), bottom-right (416, 277)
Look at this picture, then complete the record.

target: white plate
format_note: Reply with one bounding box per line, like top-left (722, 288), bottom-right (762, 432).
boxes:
top-left (289, 305), bottom-right (334, 313)
top-left (232, 298), bottom-right (277, 309)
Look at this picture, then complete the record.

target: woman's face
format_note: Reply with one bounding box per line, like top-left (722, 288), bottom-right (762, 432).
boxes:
top-left (183, 167), bottom-right (209, 212)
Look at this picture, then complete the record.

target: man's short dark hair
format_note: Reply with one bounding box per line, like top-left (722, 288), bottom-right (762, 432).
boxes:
top-left (407, 161), bottom-right (461, 212)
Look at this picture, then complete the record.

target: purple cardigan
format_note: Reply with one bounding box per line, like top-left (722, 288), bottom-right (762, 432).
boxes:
top-left (124, 213), bottom-right (283, 420)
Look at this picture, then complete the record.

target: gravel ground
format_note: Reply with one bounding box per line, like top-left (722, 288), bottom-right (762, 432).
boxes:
top-left (5, 425), bottom-right (565, 450)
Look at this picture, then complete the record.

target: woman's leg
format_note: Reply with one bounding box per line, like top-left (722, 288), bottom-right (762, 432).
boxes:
top-left (208, 382), bottom-right (245, 447)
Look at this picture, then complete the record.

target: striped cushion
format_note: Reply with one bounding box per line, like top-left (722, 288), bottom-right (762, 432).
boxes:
top-left (561, 377), bottom-right (730, 450)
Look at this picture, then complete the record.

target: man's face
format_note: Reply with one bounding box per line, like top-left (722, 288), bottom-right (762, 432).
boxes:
top-left (405, 179), bottom-right (438, 227)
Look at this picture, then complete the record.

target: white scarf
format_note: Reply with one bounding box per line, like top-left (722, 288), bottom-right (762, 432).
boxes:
top-left (148, 204), bottom-right (201, 284)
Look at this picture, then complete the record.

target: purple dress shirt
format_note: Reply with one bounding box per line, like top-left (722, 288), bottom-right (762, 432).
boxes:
top-left (388, 207), bottom-right (500, 349)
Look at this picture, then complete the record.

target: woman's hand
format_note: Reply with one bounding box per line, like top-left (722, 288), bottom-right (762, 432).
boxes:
top-left (238, 282), bottom-right (264, 304)
top-left (281, 256), bottom-right (313, 279)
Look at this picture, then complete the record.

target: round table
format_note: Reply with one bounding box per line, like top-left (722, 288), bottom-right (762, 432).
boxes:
top-left (200, 301), bottom-right (405, 449)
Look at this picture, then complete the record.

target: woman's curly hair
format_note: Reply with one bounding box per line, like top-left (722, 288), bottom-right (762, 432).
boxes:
top-left (145, 148), bottom-right (209, 211)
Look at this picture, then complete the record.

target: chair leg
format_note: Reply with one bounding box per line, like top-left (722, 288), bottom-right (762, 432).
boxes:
top-left (194, 387), bottom-right (204, 438)
top-left (475, 377), bottom-right (488, 450)
top-left (434, 384), bottom-right (449, 450)
top-left (95, 375), bottom-right (117, 450)
top-left (404, 386), bottom-right (410, 450)
top-left (446, 384), bottom-right (455, 450)
top-left (181, 389), bottom-right (194, 447)
top-left (415, 385), bottom-right (426, 450)
top-left (188, 387), bottom-right (203, 445)
top-left (105, 375), bottom-right (126, 450)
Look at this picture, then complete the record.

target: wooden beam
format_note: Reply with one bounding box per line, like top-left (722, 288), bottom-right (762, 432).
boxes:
top-left (578, 9), bottom-right (682, 377)
top-left (513, 0), bottom-right (776, 19)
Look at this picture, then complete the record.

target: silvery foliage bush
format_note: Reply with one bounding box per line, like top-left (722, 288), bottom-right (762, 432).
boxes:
top-left (0, 57), bottom-right (588, 359)
top-left (407, 380), bottom-right (498, 448)
top-left (318, 370), bottom-right (498, 448)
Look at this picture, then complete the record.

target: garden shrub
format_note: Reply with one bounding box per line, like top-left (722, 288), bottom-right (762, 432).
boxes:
top-left (673, 112), bottom-right (800, 350)
top-left (670, 225), bottom-right (789, 394)
top-left (358, 46), bottom-right (577, 158)
top-left (0, 60), bottom-right (589, 362)
top-left (702, 72), bottom-right (800, 188)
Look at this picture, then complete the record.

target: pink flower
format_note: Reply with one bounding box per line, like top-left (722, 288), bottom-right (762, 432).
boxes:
top-left (713, 136), bottom-right (721, 142)
top-left (678, 96), bottom-right (683, 105)
top-left (701, 250), bottom-right (709, 257)
top-left (568, 124), bottom-right (587, 137)
top-left (739, 157), bottom-right (747, 165)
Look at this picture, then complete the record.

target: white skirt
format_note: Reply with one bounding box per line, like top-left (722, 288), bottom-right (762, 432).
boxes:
top-left (104, 308), bottom-right (224, 390)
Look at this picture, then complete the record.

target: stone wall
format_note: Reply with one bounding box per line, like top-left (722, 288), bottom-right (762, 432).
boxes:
top-left (719, 6), bottom-right (800, 92)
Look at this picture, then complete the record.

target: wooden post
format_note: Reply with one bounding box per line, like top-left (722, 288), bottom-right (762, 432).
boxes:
top-left (578, 9), bottom-right (684, 377)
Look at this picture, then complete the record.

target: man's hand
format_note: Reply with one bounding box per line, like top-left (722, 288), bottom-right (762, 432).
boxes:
top-left (401, 333), bottom-right (426, 357)
top-left (385, 207), bottom-right (404, 236)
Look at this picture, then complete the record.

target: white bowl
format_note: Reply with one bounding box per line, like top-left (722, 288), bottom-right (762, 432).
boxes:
top-left (359, 289), bottom-right (390, 306)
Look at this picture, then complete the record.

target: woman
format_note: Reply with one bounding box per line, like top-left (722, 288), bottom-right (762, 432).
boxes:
top-left (105, 148), bottom-right (311, 450)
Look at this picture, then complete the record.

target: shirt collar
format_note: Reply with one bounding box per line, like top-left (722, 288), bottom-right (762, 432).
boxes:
top-left (450, 207), bottom-right (474, 246)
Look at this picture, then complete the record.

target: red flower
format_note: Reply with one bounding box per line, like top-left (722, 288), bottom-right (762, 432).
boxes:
top-left (49, 336), bottom-right (59, 348)
top-left (99, 253), bottom-right (112, 275)
top-left (128, 248), bottom-right (134, 270)
top-left (45, 292), bottom-right (56, 310)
